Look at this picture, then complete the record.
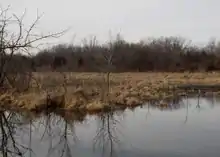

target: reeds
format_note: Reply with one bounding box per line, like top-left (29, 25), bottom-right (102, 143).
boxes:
top-left (1, 72), bottom-right (220, 113)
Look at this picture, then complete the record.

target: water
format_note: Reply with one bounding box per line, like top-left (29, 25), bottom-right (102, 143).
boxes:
top-left (1, 96), bottom-right (220, 157)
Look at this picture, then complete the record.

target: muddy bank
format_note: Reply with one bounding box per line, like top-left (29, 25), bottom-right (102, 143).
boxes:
top-left (1, 72), bottom-right (220, 112)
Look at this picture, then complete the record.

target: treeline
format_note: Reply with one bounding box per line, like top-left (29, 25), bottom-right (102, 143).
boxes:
top-left (11, 36), bottom-right (220, 72)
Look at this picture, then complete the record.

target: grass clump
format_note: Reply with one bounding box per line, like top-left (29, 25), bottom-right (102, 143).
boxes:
top-left (2, 72), bottom-right (220, 113)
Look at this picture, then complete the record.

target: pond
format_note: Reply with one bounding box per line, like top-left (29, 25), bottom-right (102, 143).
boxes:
top-left (1, 96), bottom-right (220, 157)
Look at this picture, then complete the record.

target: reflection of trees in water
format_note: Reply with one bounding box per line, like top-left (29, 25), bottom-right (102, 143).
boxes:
top-left (184, 96), bottom-right (189, 124)
top-left (148, 93), bottom-right (219, 112)
top-left (0, 110), bottom-right (86, 157)
top-left (1, 93), bottom-right (218, 157)
top-left (184, 94), bottom-right (206, 123)
top-left (38, 111), bottom-right (85, 157)
top-left (148, 96), bottom-right (185, 111)
top-left (206, 96), bottom-right (215, 108)
top-left (142, 94), bottom-right (219, 124)
top-left (0, 111), bottom-right (31, 157)
top-left (93, 111), bottom-right (123, 157)
top-left (46, 118), bottom-right (73, 157)
top-left (204, 92), bottom-right (219, 108)
top-left (0, 109), bottom-right (90, 157)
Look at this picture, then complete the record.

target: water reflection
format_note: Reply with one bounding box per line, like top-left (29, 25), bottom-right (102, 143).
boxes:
top-left (0, 111), bottom-right (32, 157)
top-left (38, 111), bottom-right (81, 157)
top-left (93, 111), bottom-right (123, 157)
top-left (0, 96), bottom-right (220, 157)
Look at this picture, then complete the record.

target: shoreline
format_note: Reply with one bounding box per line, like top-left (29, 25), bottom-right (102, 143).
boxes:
top-left (1, 72), bottom-right (220, 113)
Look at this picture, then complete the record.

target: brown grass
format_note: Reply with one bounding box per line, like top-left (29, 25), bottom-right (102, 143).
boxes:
top-left (2, 72), bottom-right (220, 112)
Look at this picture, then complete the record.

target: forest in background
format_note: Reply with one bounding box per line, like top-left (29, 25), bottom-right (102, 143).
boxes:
top-left (12, 35), bottom-right (220, 72)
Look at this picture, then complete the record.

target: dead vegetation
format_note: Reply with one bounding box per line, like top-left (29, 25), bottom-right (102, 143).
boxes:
top-left (1, 72), bottom-right (220, 112)
top-left (2, 6), bottom-right (220, 113)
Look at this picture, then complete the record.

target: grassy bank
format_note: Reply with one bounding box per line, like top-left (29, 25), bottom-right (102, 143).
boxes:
top-left (1, 72), bottom-right (220, 112)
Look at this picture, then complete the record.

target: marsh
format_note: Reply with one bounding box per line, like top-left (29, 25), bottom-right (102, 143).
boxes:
top-left (3, 72), bottom-right (220, 112)
top-left (0, 96), bottom-right (220, 157)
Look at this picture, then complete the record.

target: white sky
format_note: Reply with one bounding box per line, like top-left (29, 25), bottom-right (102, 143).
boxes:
top-left (1, 0), bottom-right (220, 46)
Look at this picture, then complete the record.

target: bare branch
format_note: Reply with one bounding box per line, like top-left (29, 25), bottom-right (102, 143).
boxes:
top-left (24, 11), bottom-right (44, 44)
top-left (0, 6), bottom-right (67, 91)
top-left (12, 9), bottom-right (26, 45)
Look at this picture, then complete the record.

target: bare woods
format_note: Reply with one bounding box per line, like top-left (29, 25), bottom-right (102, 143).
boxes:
top-left (2, 6), bottom-right (220, 112)
top-left (2, 6), bottom-right (220, 77)
top-left (0, 6), bottom-right (66, 91)
top-left (29, 36), bottom-right (220, 72)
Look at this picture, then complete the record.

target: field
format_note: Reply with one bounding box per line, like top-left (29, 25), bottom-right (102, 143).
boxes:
top-left (1, 72), bottom-right (220, 112)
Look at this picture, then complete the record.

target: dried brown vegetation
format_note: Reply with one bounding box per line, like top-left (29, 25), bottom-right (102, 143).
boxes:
top-left (2, 6), bottom-right (220, 113)
top-left (1, 72), bottom-right (220, 112)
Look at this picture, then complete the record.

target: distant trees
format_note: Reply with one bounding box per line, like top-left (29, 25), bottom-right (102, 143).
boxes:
top-left (2, 6), bottom-right (220, 74)
top-left (28, 36), bottom-right (220, 72)
top-left (77, 57), bottom-right (84, 68)
top-left (51, 56), bottom-right (67, 70)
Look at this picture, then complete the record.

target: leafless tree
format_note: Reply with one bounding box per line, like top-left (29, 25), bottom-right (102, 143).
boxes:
top-left (0, 6), bottom-right (67, 92)
top-left (100, 33), bottom-right (124, 100)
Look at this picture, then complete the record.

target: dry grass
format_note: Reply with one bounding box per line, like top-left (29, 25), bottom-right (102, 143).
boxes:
top-left (2, 72), bottom-right (220, 112)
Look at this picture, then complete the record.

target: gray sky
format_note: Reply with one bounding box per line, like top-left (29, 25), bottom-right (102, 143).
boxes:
top-left (2, 0), bottom-right (220, 46)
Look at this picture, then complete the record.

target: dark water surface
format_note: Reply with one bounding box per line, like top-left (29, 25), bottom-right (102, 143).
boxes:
top-left (1, 96), bottom-right (220, 157)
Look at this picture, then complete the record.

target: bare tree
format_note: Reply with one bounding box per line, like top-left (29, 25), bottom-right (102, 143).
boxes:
top-left (0, 6), bottom-right (67, 92)
top-left (100, 33), bottom-right (124, 100)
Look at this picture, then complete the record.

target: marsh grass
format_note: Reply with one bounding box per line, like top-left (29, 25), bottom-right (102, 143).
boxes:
top-left (2, 72), bottom-right (220, 112)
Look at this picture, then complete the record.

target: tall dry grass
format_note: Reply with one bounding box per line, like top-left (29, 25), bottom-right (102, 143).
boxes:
top-left (1, 72), bottom-right (220, 112)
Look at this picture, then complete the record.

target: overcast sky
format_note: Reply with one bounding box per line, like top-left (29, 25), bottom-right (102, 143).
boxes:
top-left (1, 0), bottom-right (220, 46)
